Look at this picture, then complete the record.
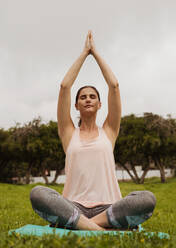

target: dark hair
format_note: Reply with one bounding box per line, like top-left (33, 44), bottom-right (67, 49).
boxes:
top-left (75, 86), bottom-right (101, 127)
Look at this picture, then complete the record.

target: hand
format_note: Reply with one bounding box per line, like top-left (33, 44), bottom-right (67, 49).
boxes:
top-left (83, 31), bottom-right (91, 55)
top-left (89, 30), bottom-right (97, 55)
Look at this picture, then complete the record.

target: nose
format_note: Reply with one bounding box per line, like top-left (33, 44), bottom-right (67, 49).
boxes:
top-left (85, 97), bottom-right (91, 102)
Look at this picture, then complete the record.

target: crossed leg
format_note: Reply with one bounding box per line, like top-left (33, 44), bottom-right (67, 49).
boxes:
top-left (91, 191), bottom-right (156, 230)
top-left (91, 210), bottom-right (110, 228)
top-left (30, 185), bottom-right (104, 231)
top-left (30, 186), bottom-right (156, 231)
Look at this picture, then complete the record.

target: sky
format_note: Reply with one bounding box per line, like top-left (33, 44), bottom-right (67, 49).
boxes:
top-left (1, 0), bottom-right (176, 129)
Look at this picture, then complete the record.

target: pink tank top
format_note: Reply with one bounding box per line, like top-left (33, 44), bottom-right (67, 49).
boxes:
top-left (62, 127), bottom-right (122, 207)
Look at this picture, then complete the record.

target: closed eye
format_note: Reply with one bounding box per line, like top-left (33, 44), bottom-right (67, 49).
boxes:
top-left (79, 94), bottom-right (97, 100)
top-left (90, 94), bottom-right (96, 99)
top-left (80, 95), bottom-right (86, 99)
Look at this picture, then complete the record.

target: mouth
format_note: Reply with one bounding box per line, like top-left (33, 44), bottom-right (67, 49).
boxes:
top-left (84, 105), bottom-right (93, 108)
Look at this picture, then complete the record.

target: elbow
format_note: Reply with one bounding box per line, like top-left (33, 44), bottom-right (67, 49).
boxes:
top-left (60, 83), bottom-right (67, 89)
top-left (109, 80), bottom-right (119, 89)
top-left (60, 83), bottom-right (71, 90)
top-left (113, 80), bottom-right (119, 88)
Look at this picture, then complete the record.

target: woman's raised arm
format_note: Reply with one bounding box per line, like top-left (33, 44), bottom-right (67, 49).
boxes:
top-left (89, 31), bottom-right (121, 144)
top-left (57, 32), bottom-right (91, 150)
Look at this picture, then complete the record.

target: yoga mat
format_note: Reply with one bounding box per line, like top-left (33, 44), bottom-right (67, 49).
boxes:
top-left (9, 224), bottom-right (169, 239)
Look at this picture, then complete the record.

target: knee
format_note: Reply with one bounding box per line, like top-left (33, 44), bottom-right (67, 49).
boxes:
top-left (30, 186), bottom-right (46, 206)
top-left (126, 190), bottom-right (156, 214)
top-left (141, 191), bottom-right (156, 213)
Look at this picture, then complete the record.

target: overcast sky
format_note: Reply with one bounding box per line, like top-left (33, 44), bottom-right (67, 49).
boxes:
top-left (1, 0), bottom-right (176, 129)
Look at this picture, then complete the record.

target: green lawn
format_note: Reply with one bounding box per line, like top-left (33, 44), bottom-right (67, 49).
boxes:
top-left (0, 177), bottom-right (176, 247)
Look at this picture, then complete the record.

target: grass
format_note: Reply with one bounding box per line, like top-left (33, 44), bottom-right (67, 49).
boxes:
top-left (0, 177), bottom-right (176, 247)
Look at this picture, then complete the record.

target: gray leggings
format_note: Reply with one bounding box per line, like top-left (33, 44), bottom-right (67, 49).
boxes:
top-left (30, 186), bottom-right (156, 230)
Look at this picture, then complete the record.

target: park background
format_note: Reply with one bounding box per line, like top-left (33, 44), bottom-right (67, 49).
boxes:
top-left (1, 0), bottom-right (176, 247)
top-left (1, 0), bottom-right (176, 129)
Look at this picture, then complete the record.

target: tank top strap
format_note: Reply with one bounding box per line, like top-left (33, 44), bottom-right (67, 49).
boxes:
top-left (99, 127), bottom-right (113, 150)
top-left (72, 127), bottom-right (80, 142)
top-left (66, 128), bottom-right (79, 154)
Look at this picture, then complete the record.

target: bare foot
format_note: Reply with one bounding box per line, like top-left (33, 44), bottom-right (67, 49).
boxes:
top-left (76, 214), bottom-right (105, 231)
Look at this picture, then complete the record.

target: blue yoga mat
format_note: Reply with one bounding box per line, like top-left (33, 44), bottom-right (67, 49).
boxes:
top-left (9, 224), bottom-right (169, 239)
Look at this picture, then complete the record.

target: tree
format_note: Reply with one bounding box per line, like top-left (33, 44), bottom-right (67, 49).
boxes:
top-left (114, 114), bottom-right (152, 184)
top-left (6, 118), bottom-right (65, 184)
top-left (28, 120), bottom-right (65, 184)
top-left (143, 113), bottom-right (176, 182)
top-left (0, 128), bottom-right (11, 182)
top-left (114, 113), bottom-right (176, 183)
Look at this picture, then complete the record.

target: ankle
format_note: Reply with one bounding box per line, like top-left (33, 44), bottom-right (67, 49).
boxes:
top-left (76, 214), bottom-right (104, 231)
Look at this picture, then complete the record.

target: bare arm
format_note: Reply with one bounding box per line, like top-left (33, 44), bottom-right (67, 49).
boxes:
top-left (89, 32), bottom-right (121, 142)
top-left (59, 51), bottom-right (88, 90)
top-left (57, 32), bottom-right (91, 151)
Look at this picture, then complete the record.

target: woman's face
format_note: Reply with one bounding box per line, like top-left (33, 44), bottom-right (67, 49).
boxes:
top-left (75, 87), bottom-right (101, 114)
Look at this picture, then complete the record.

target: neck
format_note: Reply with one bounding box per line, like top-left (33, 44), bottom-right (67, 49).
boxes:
top-left (79, 115), bottom-right (98, 132)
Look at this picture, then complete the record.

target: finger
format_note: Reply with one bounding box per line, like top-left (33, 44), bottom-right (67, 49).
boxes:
top-left (87, 31), bottom-right (90, 40)
top-left (86, 31), bottom-right (89, 39)
top-left (90, 31), bottom-right (94, 40)
top-left (85, 33), bottom-right (89, 44)
top-left (87, 30), bottom-right (92, 39)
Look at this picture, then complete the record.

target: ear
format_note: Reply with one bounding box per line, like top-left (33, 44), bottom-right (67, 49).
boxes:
top-left (98, 102), bottom-right (102, 110)
top-left (75, 103), bottom-right (79, 111)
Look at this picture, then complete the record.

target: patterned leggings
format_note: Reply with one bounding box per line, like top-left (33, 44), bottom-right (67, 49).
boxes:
top-left (30, 186), bottom-right (156, 230)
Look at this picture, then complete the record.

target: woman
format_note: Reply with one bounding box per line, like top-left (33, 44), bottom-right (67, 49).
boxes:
top-left (30, 31), bottom-right (156, 231)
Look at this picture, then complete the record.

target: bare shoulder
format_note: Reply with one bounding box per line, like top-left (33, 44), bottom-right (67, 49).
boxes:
top-left (102, 122), bottom-right (119, 149)
top-left (58, 124), bottom-right (75, 153)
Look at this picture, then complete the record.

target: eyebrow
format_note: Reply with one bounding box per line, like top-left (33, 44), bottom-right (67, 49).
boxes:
top-left (80, 94), bottom-right (96, 97)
